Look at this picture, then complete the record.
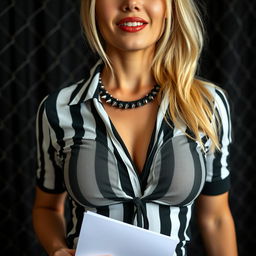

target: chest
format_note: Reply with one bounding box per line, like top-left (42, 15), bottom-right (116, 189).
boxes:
top-left (103, 101), bottom-right (159, 174)
top-left (59, 99), bottom-right (208, 208)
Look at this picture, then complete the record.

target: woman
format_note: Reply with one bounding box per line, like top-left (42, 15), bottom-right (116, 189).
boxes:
top-left (32, 0), bottom-right (238, 255)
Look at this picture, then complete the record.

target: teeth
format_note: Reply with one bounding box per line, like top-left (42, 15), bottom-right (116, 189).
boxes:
top-left (120, 22), bottom-right (144, 27)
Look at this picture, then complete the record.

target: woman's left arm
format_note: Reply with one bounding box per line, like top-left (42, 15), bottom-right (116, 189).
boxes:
top-left (196, 192), bottom-right (238, 256)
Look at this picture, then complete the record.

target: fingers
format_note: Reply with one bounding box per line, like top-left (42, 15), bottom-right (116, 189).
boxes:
top-left (52, 248), bottom-right (76, 256)
top-left (66, 249), bottom-right (76, 256)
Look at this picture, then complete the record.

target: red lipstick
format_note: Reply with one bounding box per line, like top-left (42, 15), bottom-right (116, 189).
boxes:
top-left (117, 17), bottom-right (148, 33)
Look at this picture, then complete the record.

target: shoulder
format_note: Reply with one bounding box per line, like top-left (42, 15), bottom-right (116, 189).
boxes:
top-left (198, 81), bottom-right (232, 139)
top-left (42, 59), bottom-right (103, 110)
top-left (43, 79), bottom-right (85, 109)
top-left (198, 80), bottom-right (231, 110)
top-left (37, 60), bottom-right (103, 128)
top-left (36, 79), bottom-right (87, 130)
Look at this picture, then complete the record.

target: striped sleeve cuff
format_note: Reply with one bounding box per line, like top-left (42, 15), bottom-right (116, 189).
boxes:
top-left (36, 179), bottom-right (66, 194)
top-left (201, 176), bottom-right (231, 196)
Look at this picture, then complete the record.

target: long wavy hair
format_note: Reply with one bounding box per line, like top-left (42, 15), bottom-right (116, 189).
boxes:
top-left (80, 0), bottom-right (219, 151)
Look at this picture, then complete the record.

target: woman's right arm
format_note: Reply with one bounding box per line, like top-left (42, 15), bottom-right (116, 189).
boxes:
top-left (32, 187), bottom-right (75, 256)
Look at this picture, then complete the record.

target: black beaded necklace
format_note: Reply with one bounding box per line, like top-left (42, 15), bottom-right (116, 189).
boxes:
top-left (98, 76), bottom-right (160, 109)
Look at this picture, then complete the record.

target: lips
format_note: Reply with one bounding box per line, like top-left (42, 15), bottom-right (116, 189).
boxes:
top-left (117, 17), bottom-right (148, 33)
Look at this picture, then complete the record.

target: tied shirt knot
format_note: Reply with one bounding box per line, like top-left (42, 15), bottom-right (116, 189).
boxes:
top-left (132, 197), bottom-right (149, 229)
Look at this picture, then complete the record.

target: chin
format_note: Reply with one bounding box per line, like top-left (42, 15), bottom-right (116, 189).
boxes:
top-left (116, 43), bottom-right (154, 52)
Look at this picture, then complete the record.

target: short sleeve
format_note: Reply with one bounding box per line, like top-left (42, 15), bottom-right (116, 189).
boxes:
top-left (35, 97), bottom-right (65, 193)
top-left (201, 88), bottom-right (232, 195)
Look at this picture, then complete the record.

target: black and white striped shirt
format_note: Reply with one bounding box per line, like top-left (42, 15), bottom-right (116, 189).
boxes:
top-left (36, 60), bottom-right (232, 256)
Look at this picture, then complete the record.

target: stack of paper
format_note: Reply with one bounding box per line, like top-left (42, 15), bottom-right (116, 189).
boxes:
top-left (75, 211), bottom-right (178, 256)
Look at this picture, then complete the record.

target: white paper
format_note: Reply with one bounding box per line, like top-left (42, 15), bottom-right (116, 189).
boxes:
top-left (75, 211), bottom-right (178, 256)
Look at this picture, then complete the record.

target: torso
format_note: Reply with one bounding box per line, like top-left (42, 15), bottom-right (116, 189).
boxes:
top-left (37, 62), bottom-right (231, 254)
top-left (102, 100), bottom-right (159, 174)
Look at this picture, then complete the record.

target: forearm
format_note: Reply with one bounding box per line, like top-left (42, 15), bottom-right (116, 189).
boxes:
top-left (32, 207), bottom-right (68, 255)
top-left (199, 214), bottom-right (238, 256)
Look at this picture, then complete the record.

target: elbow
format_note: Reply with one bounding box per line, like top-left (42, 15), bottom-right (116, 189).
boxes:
top-left (198, 216), bottom-right (222, 233)
top-left (197, 212), bottom-right (235, 234)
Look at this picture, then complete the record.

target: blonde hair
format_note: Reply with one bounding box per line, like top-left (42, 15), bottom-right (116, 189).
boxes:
top-left (80, 0), bottom-right (219, 151)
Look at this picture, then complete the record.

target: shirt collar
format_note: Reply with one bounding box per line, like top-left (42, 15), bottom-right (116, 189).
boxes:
top-left (68, 59), bottom-right (104, 106)
top-left (68, 59), bottom-right (169, 109)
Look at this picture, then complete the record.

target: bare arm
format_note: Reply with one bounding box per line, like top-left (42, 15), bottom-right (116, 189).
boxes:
top-left (196, 192), bottom-right (238, 256)
top-left (32, 187), bottom-right (75, 256)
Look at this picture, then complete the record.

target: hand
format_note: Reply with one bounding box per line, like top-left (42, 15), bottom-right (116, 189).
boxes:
top-left (50, 248), bottom-right (111, 256)
top-left (50, 248), bottom-right (75, 256)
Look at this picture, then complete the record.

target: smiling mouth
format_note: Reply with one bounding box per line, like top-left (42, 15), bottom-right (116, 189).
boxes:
top-left (117, 22), bottom-right (148, 32)
top-left (116, 17), bottom-right (148, 33)
top-left (119, 22), bottom-right (145, 26)
top-left (118, 22), bottom-right (147, 32)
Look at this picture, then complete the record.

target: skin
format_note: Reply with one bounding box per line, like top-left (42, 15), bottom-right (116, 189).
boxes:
top-left (95, 0), bottom-right (167, 173)
top-left (32, 0), bottom-right (238, 255)
top-left (196, 193), bottom-right (238, 256)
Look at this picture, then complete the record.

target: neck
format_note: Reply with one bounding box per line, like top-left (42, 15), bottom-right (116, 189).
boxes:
top-left (100, 45), bottom-right (157, 93)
